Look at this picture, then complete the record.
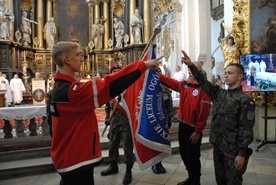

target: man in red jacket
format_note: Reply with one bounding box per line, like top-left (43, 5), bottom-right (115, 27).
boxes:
top-left (159, 62), bottom-right (212, 185)
top-left (50, 41), bottom-right (161, 185)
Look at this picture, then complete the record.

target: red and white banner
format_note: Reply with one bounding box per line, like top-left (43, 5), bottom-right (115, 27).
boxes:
top-left (120, 46), bottom-right (171, 170)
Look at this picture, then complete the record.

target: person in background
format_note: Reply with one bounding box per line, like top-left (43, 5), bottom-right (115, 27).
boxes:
top-left (49, 41), bottom-right (161, 185)
top-left (198, 61), bottom-right (207, 78)
top-left (172, 65), bottom-right (185, 99)
top-left (260, 60), bottom-right (267, 72)
top-left (159, 61), bottom-right (212, 185)
top-left (181, 50), bottom-right (255, 185)
top-left (101, 64), bottom-right (134, 185)
top-left (1, 73), bottom-right (12, 106)
top-left (34, 72), bottom-right (44, 80)
top-left (10, 74), bottom-right (26, 105)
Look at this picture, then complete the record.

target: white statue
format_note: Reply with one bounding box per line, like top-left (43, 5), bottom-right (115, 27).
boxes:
top-left (15, 29), bottom-right (21, 43)
top-left (124, 34), bottom-right (129, 46)
top-left (130, 9), bottom-right (143, 43)
top-left (113, 17), bottom-right (124, 48)
top-left (91, 19), bottom-right (104, 49)
top-left (44, 17), bottom-right (56, 49)
top-left (21, 11), bottom-right (37, 47)
top-left (0, 0), bottom-right (14, 40)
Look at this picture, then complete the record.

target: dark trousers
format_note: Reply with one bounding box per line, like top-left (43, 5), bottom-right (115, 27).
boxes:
top-left (178, 122), bottom-right (202, 182)
top-left (213, 146), bottom-right (243, 185)
top-left (59, 165), bottom-right (94, 185)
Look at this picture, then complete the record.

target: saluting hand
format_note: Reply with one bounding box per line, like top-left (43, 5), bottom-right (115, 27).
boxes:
top-left (144, 56), bottom-right (164, 70)
top-left (181, 50), bottom-right (193, 66)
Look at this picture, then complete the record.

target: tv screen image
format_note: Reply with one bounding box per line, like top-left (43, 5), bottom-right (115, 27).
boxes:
top-left (240, 53), bottom-right (276, 92)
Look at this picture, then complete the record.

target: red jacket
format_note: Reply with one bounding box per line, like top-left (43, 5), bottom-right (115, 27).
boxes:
top-left (160, 74), bottom-right (212, 133)
top-left (50, 61), bottom-right (147, 173)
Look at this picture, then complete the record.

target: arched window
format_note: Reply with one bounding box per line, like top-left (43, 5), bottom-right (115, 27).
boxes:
top-left (211, 0), bottom-right (224, 21)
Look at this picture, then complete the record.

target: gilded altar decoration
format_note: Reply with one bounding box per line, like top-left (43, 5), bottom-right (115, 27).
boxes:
top-left (152, 0), bottom-right (174, 21)
top-left (228, 0), bottom-right (250, 54)
top-left (20, 0), bottom-right (33, 11)
top-left (161, 26), bottom-right (171, 62)
top-left (33, 37), bottom-right (40, 48)
top-left (107, 38), bottom-right (113, 48)
top-left (111, 0), bottom-right (125, 17)
top-left (246, 92), bottom-right (276, 107)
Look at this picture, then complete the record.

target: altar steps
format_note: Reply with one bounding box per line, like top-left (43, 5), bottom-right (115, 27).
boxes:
top-left (0, 128), bottom-right (211, 179)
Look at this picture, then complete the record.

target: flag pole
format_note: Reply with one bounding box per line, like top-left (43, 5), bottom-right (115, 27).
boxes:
top-left (139, 14), bottom-right (168, 60)
top-left (101, 14), bottom-right (167, 136)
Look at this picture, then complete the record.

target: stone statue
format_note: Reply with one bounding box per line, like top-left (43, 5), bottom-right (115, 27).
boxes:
top-left (15, 29), bottom-right (21, 43)
top-left (130, 9), bottom-right (143, 43)
top-left (124, 34), bottom-right (129, 46)
top-left (21, 11), bottom-right (37, 47)
top-left (43, 17), bottom-right (56, 49)
top-left (113, 17), bottom-right (124, 48)
top-left (92, 19), bottom-right (104, 49)
top-left (0, 0), bottom-right (14, 40)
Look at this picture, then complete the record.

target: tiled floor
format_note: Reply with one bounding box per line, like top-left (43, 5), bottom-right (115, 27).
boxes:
top-left (0, 143), bottom-right (275, 185)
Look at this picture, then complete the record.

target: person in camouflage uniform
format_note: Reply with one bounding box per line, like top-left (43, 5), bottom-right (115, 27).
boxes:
top-left (101, 64), bottom-right (134, 185)
top-left (181, 50), bottom-right (255, 185)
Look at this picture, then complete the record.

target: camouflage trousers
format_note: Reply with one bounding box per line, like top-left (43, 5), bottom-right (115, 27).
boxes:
top-left (108, 111), bottom-right (134, 166)
top-left (213, 146), bottom-right (243, 185)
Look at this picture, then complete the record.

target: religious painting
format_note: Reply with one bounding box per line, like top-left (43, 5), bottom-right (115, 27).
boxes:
top-left (250, 0), bottom-right (276, 54)
top-left (56, 0), bottom-right (89, 47)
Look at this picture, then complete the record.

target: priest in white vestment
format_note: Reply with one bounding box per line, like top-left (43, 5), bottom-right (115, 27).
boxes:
top-left (1, 74), bottom-right (12, 106)
top-left (10, 74), bottom-right (26, 104)
top-left (172, 65), bottom-right (185, 99)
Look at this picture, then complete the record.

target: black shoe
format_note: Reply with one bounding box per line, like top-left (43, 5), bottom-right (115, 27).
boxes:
top-left (122, 170), bottom-right (132, 185)
top-left (177, 178), bottom-right (192, 185)
top-left (157, 162), bottom-right (166, 173)
top-left (151, 165), bottom-right (161, 174)
top-left (101, 165), bottom-right (118, 176)
top-left (59, 179), bottom-right (63, 185)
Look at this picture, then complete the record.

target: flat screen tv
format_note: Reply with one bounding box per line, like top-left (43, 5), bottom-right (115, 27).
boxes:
top-left (240, 53), bottom-right (276, 92)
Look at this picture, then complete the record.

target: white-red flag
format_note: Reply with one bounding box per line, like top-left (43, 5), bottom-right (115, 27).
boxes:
top-left (120, 45), bottom-right (171, 170)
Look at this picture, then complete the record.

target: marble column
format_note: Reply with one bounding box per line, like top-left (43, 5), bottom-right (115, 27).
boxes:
top-left (46, 0), bottom-right (53, 21)
top-left (143, 0), bottom-right (151, 43)
top-left (13, 0), bottom-right (21, 33)
top-left (129, 0), bottom-right (136, 44)
top-left (88, 3), bottom-right (95, 41)
top-left (124, 0), bottom-right (130, 40)
top-left (103, 0), bottom-right (110, 49)
top-left (36, 0), bottom-right (44, 49)
top-left (94, 0), bottom-right (101, 22)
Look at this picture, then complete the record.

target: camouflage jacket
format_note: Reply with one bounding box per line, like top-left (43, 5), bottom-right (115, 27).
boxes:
top-left (189, 65), bottom-right (255, 157)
